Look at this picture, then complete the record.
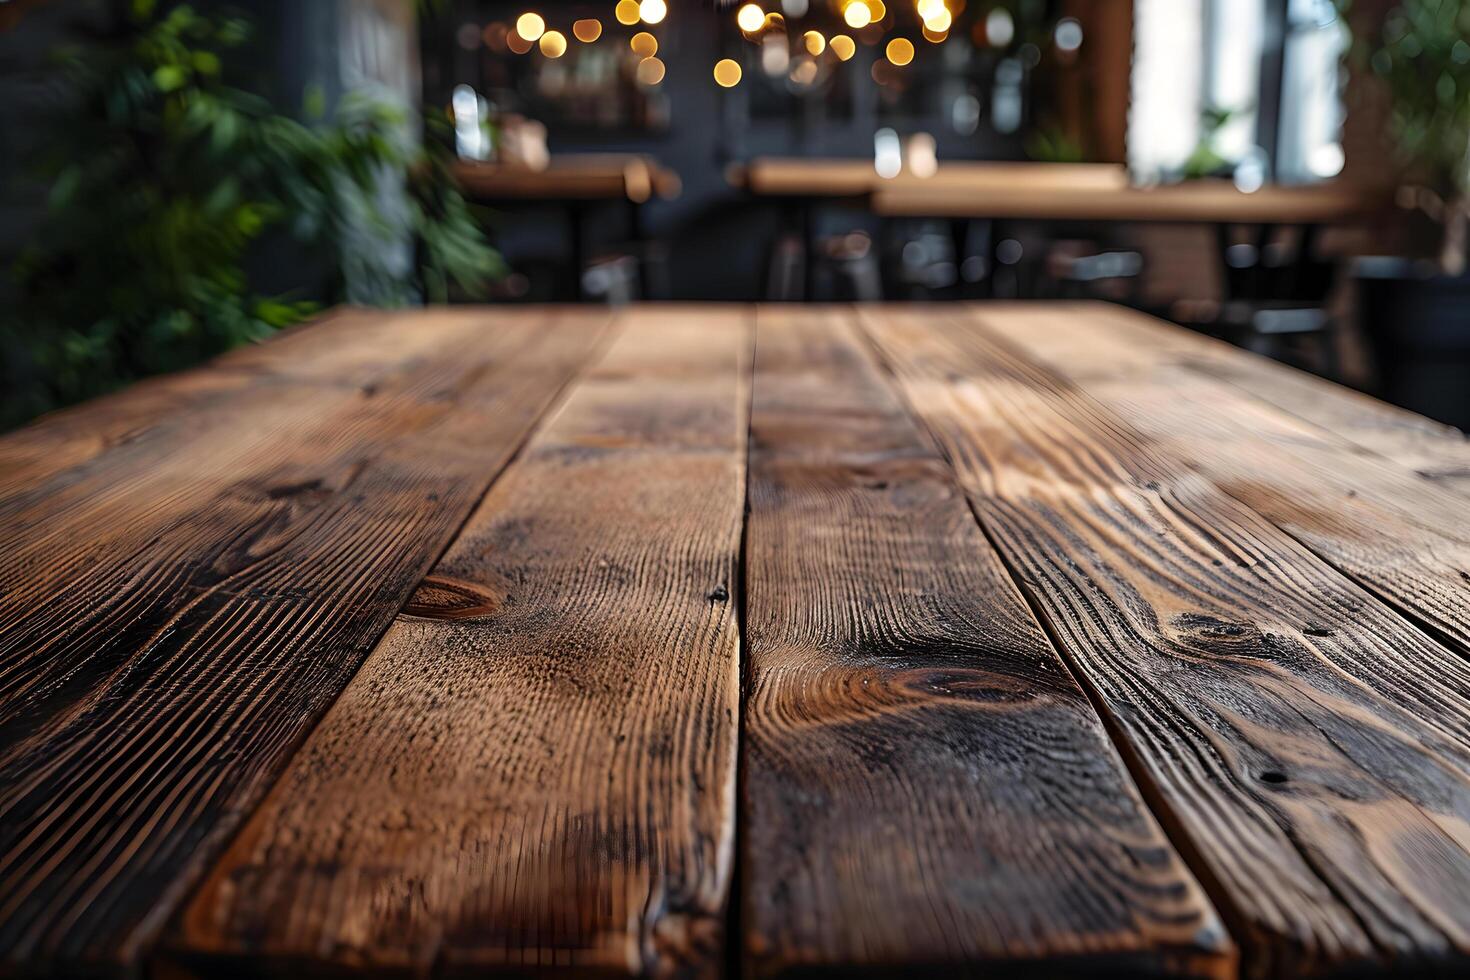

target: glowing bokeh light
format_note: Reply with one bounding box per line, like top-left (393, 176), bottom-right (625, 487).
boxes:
top-left (843, 2), bottom-right (871, 28)
top-left (803, 30), bottom-right (826, 55)
top-left (984, 8), bottom-right (1014, 46)
top-left (631, 31), bottom-right (658, 56)
top-left (615, 0), bottom-right (641, 25)
top-left (515, 12), bottom-right (545, 40)
top-left (886, 36), bottom-right (914, 65)
top-left (639, 0), bottom-right (667, 24)
top-left (636, 56), bottom-right (666, 84)
top-left (539, 29), bottom-right (567, 56)
top-left (507, 30), bottom-right (534, 52)
top-left (573, 18), bottom-right (603, 41)
top-left (829, 34), bottom-right (856, 60)
top-left (736, 3), bottom-right (765, 32)
top-left (713, 58), bottom-right (743, 86)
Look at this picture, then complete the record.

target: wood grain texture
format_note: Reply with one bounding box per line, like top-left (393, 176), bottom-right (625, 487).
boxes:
top-left (742, 308), bottom-right (1232, 977)
top-left (861, 306), bottom-right (1470, 978)
top-left (171, 307), bottom-right (750, 977)
top-left (972, 304), bottom-right (1470, 659)
top-left (0, 307), bottom-right (611, 975)
top-left (1065, 302), bottom-right (1470, 494)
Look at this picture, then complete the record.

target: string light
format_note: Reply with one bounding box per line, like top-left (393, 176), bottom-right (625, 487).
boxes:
top-left (514, 12), bottom-right (545, 40)
top-left (714, 58), bottom-right (743, 86)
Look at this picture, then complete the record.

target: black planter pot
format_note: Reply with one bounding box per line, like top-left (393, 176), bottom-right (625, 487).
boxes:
top-left (1356, 259), bottom-right (1470, 431)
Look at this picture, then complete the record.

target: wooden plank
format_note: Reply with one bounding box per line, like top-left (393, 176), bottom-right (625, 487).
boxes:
top-left (871, 179), bottom-right (1387, 223)
top-left (861, 306), bottom-right (1470, 977)
top-left (742, 308), bottom-right (1232, 977)
top-left (170, 307), bottom-right (750, 976)
top-left (971, 303), bottom-right (1470, 658)
top-left (0, 307), bottom-right (611, 975)
top-left (1069, 302), bottom-right (1470, 494)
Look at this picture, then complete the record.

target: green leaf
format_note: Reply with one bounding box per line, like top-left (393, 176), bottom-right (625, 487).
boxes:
top-left (152, 64), bottom-right (187, 92)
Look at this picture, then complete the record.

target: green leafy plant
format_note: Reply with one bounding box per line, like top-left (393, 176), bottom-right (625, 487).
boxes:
top-left (1340, 0), bottom-right (1470, 197)
top-left (5, 0), bottom-right (499, 427)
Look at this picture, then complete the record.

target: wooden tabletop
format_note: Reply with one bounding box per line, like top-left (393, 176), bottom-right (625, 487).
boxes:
top-left (454, 155), bottom-right (680, 203)
top-left (3, 303), bottom-right (1470, 978)
top-left (733, 157), bottom-right (1388, 223)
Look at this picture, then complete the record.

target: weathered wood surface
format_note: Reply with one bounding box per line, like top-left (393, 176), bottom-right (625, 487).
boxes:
top-left (972, 304), bottom-right (1470, 659)
top-left (0, 308), bottom-right (611, 974)
top-left (861, 307), bottom-right (1470, 977)
top-left (5, 302), bottom-right (1470, 979)
top-left (741, 308), bottom-right (1232, 977)
top-left (170, 308), bottom-right (750, 977)
top-left (1069, 302), bottom-right (1470, 494)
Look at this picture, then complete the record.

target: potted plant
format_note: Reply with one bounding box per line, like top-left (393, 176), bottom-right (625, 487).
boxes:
top-left (1339, 0), bottom-right (1470, 429)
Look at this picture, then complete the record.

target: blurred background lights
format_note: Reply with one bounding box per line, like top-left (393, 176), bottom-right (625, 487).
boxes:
top-left (1054, 17), bottom-right (1083, 52)
top-left (874, 127), bottom-right (902, 178)
top-left (924, 8), bottom-right (951, 33)
top-left (506, 30), bottom-right (533, 53)
top-left (867, 0), bottom-right (886, 22)
top-left (539, 29), bottom-right (567, 56)
top-left (736, 3), bottom-right (764, 32)
top-left (843, 3), bottom-right (871, 29)
top-left (572, 18), bottom-right (602, 42)
top-left (804, 30), bottom-right (825, 55)
top-left (515, 12), bottom-right (544, 41)
top-left (713, 58), bottom-right (743, 87)
top-left (615, 0), bottom-right (641, 25)
top-left (636, 55), bottom-right (666, 84)
top-left (830, 34), bottom-right (855, 60)
top-left (781, 0), bottom-right (810, 16)
top-left (886, 37), bottom-right (914, 66)
top-left (639, 0), bottom-right (667, 24)
top-left (631, 31), bottom-right (658, 56)
top-left (984, 8), bottom-right (1014, 46)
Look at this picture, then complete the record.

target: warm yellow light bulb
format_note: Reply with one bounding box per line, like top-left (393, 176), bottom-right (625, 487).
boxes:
top-left (736, 3), bottom-right (765, 32)
top-left (803, 30), bottom-right (826, 55)
top-left (843, 2), bottom-right (871, 28)
top-left (886, 36), bottom-right (914, 65)
top-left (539, 29), bottom-right (567, 56)
top-left (573, 18), bottom-right (603, 41)
top-left (515, 12), bottom-right (545, 40)
top-left (639, 0), bottom-right (667, 24)
top-left (713, 58), bottom-right (743, 86)
top-left (830, 34), bottom-right (856, 60)
top-left (615, 0), bottom-right (641, 25)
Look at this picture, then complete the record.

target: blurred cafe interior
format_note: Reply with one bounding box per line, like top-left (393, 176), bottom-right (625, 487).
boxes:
top-left (2, 0), bottom-right (1469, 429)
